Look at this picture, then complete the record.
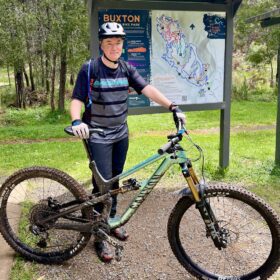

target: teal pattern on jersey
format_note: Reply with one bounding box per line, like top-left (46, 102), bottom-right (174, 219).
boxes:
top-left (94, 78), bottom-right (129, 88)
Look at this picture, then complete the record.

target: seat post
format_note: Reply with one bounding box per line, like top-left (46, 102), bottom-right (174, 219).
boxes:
top-left (82, 139), bottom-right (93, 162)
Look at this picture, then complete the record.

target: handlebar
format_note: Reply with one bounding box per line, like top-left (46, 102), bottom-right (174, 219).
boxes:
top-left (158, 136), bottom-right (181, 155)
top-left (64, 126), bottom-right (106, 137)
top-left (158, 120), bottom-right (187, 155)
top-left (65, 117), bottom-right (186, 155)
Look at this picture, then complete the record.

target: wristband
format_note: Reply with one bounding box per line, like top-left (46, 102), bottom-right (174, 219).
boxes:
top-left (169, 102), bottom-right (178, 112)
top-left (72, 119), bottom-right (82, 126)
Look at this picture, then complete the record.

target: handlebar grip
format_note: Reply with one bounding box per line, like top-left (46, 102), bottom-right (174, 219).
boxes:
top-left (64, 126), bottom-right (74, 136)
top-left (64, 126), bottom-right (105, 136)
top-left (158, 141), bottom-right (173, 155)
top-left (158, 137), bottom-right (180, 155)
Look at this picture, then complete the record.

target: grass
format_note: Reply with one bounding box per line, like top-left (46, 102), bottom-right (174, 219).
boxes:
top-left (10, 257), bottom-right (38, 280)
top-left (1, 123), bottom-right (279, 212)
top-left (0, 100), bottom-right (279, 184)
top-left (0, 100), bottom-right (277, 141)
top-left (0, 141), bottom-right (92, 180)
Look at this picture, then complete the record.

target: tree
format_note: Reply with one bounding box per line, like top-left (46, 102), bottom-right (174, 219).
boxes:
top-left (0, 0), bottom-right (29, 107)
top-left (0, 0), bottom-right (89, 110)
top-left (234, 0), bottom-right (280, 87)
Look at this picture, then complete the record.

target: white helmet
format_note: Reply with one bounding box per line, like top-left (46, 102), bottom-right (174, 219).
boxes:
top-left (98, 22), bottom-right (126, 39)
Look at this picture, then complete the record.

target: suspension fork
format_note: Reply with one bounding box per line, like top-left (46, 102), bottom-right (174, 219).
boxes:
top-left (180, 161), bottom-right (225, 249)
top-left (180, 161), bottom-right (200, 202)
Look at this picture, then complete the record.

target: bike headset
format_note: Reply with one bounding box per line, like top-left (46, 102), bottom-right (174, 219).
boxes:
top-left (86, 22), bottom-right (127, 108)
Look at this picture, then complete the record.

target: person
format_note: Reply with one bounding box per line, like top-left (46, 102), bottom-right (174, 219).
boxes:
top-left (70, 22), bottom-right (186, 262)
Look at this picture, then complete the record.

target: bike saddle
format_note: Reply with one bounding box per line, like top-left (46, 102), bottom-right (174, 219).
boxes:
top-left (90, 161), bottom-right (120, 195)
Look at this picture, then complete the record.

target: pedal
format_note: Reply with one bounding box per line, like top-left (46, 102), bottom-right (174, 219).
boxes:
top-left (121, 178), bottom-right (140, 191)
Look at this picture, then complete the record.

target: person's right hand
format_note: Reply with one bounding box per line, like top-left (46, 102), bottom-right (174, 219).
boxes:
top-left (71, 120), bottom-right (89, 139)
top-left (169, 103), bottom-right (186, 128)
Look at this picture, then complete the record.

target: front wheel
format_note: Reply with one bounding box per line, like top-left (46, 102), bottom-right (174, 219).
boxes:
top-left (0, 167), bottom-right (93, 264)
top-left (168, 184), bottom-right (280, 280)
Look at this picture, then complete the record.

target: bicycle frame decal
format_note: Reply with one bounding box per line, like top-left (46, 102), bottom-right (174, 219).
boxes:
top-left (129, 174), bottom-right (163, 210)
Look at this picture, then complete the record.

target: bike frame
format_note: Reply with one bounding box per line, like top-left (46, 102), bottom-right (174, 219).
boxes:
top-left (41, 145), bottom-right (201, 233)
top-left (32, 127), bottom-right (224, 250)
top-left (108, 147), bottom-right (201, 229)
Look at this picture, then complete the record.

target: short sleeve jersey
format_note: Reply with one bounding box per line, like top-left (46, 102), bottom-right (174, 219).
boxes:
top-left (72, 57), bottom-right (148, 143)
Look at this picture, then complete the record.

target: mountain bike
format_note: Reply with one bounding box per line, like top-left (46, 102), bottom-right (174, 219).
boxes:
top-left (0, 120), bottom-right (279, 280)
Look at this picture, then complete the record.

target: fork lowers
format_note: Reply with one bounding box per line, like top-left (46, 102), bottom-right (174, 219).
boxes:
top-left (180, 162), bottom-right (226, 249)
top-left (195, 199), bottom-right (227, 249)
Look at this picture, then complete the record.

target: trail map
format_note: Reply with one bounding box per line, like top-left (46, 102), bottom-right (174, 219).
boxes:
top-left (151, 11), bottom-right (226, 105)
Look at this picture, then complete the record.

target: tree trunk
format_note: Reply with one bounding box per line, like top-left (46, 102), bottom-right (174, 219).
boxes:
top-left (58, 46), bottom-right (67, 111)
top-left (70, 73), bottom-right (75, 85)
top-left (277, 47), bottom-right (280, 88)
top-left (270, 60), bottom-right (274, 88)
top-left (25, 32), bottom-right (35, 91)
top-left (23, 67), bottom-right (30, 88)
top-left (46, 5), bottom-right (51, 94)
top-left (40, 47), bottom-right (45, 87)
top-left (46, 52), bottom-right (50, 94)
top-left (50, 53), bottom-right (57, 111)
top-left (14, 65), bottom-right (25, 108)
top-left (7, 65), bottom-right (11, 86)
top-left (29, 61), bottom-right (35, 91)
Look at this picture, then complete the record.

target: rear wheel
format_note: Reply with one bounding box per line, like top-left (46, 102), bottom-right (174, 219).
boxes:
top-left (168, 184), bottom-right (280, 279)
top-left (0, 167), bottom-right (92, 264)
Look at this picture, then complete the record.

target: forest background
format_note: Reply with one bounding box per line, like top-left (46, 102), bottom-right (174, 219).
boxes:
top-left (0, 0), bottom-right (279, 110)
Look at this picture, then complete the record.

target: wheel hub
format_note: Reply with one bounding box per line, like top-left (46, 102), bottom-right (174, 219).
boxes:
top-left (219, 227), bottom-right (230, 246)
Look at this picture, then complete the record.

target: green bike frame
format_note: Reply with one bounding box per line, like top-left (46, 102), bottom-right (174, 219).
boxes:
top-left (109, 148), bottom-right (198, 229)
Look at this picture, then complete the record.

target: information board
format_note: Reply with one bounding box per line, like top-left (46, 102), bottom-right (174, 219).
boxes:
top-left (98, 9), bottom-right (226, 107)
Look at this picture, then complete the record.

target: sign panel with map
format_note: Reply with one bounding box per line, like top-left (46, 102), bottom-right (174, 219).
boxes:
top-left (151, 11), bottom-right (226, 105)
top-left (98, 9), bottom-right (226, 107)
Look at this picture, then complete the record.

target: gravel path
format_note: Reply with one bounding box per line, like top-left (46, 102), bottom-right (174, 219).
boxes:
top-left (32, 186), bottom-right (280, 280)
top-left (35, 188), bottom-right (190, 280)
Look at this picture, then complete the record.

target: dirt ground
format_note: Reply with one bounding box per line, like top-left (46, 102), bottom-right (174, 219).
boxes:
top-left (33, 186), bottom-right (280, 280)
top-left (35, 188), bottom-right (190, 280)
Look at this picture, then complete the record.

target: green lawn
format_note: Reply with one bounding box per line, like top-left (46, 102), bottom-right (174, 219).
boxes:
top-left (0, 100), bottom-right (277, 140)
